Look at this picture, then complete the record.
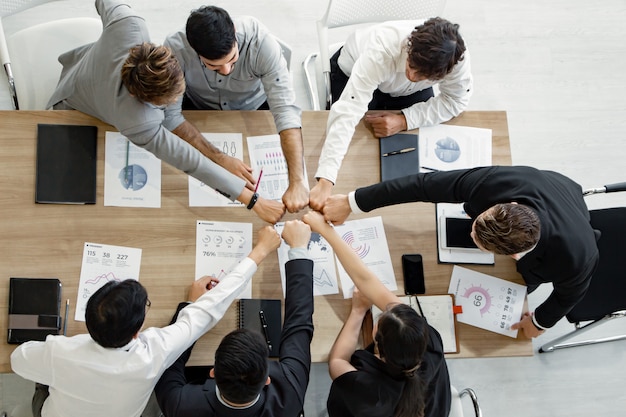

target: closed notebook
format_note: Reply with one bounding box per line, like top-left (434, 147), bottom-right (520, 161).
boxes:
top-left (8, 278), bottom-right (62, 344)
top-left (36, 124), bottom-right (98, 204)
top-left (379, 133), bottom-right (419, 182)
top-left (238, 299), bottom-right (282, 357)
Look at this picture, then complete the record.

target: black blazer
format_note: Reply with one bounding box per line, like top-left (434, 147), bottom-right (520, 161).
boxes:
top-left (354, 166), bottom-right (599, 328)
top-left (155, 259), bottom-right (314, 417)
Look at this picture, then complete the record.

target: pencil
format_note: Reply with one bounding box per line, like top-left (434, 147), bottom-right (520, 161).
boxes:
top-left (254, 167), bottom-right (263, 193)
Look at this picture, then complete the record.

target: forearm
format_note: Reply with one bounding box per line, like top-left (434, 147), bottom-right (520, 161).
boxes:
top-left (328, 310), bottom-right (365, 379)
top-left (279, 128), bottom-right (305, 184)
top-left (172, 120), bottom-right (223, 163)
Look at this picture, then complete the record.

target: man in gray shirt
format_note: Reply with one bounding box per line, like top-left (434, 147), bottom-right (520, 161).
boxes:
top-left (164, 6), bottom-right (308, 213)
top-left (47, 0), bottom-right (284, 223)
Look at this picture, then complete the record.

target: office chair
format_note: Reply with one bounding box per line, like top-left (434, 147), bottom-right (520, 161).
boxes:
top-left (273, 35), bottom-right (292, 70)
top-left (539, 181), bottom-right (626, 353)
top-left (302, 0), bottom-right (447, 110)
top-left (450, 385), bottom-right (482, 417)
top-left (6, 17), bottom-right (101, 110)
top-left (0, 0), bottom-right (62, 109)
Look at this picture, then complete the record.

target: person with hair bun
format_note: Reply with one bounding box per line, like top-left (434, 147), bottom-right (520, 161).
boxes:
top-left (303, 211), bottom-right (451, 417)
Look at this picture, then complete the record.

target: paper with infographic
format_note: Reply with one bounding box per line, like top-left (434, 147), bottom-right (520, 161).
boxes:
top-left (188, 133), bottom-right (244, 207)
top-left (448, 266), bottom-right (527, 337)
top-left (196, 220), bottom-right (253, 299)
top-left (76, 242), bottom-right (142, 321)
top-left (275, 222), bottom-right (339, 297)
top-left (104, 132), bottom-right (161, 208)
top-left (246, 134), bottom-right (308, 202)
top-left (334, 216), bottom-right (397, 298)
top-left (418, 124), bottom-right (492, 172)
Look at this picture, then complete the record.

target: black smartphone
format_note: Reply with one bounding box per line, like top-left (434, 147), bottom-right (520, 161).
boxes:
top-left (402, 254), bottom-right (426, 295)
top-left (445, 217), bottom-right (478, 249)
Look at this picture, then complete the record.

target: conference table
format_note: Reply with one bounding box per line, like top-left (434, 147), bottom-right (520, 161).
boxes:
top-left (0, 109), bottom-right (531, 373)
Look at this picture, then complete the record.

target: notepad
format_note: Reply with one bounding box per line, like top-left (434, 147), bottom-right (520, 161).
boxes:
top-left (35, 124), bottom-right (98, 204)
top-left (371, 294), bottom-right (460, 353)
top-left (8, 278), bottom-right (62, 344)
top-left (238, 299), bottom-right (282, 357)
top-left (379, 133), bottom-right (419, 182)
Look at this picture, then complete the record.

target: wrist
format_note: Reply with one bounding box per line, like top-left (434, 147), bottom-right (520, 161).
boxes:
top-left (247, 192), bottom-right (259, 210)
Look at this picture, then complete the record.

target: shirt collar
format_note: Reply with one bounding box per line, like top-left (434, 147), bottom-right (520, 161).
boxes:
top-left (215, 385), bottom-right (260, 409)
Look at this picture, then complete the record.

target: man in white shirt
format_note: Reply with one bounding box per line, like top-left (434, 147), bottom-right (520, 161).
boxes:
top-left (11, 226), bottom-right (281, 417)
top-left (309, 18), bottom-right (473, 210)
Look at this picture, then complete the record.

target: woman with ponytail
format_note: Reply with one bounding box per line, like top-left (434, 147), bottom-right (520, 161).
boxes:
top-left (303, 211), bottom-right (451, 417)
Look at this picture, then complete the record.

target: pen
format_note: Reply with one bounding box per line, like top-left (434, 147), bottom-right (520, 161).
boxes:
top-left (63, 299), bottom-right (69, 336)
top-left (253, 167), bottom-right (263, 193)
top-left (124, 140), bottom-right (130, 186)
top-left (414, 295), bottom-right (425, 319)
top-left (259, 310), bottom-right (272, 352)
top-left (382, 147), bottom-right (416, 157)
top-left (421, 166), bottom-right (440, 172)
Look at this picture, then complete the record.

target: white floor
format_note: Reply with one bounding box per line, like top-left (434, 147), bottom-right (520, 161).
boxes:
top-left (2, 1), bottom-right (626, 416)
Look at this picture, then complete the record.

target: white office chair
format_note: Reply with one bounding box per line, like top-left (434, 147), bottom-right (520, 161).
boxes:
top-left (0, 0), bottom-right (62, 109)
top-left (450, 385), bottom-right (482, 417)
top-left (6, 17), bottom-right (101, 110)
top-left (302, 0), bottom-right (447, 110)
top-left (273, 35), bottom-right (292, 70)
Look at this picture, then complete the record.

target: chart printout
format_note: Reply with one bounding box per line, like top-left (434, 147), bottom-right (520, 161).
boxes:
top-left (76, 242), bottom-right (142, 321)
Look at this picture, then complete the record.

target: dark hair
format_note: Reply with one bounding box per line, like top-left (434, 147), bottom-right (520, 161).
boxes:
top-left (85, 280), bottom-right (148, 348)
top-left (186, 6), bottom-right (236, 60)
top-left (406, 17), bottom-right (466, 81)
top-left (121, 42), bottom-right (185, 105)
top-left (376, 304), bottom-right (429, 417)
top-left (213, 329), bottom-right (269, 404)
top-left (473, 203), bottom-right (541, 255)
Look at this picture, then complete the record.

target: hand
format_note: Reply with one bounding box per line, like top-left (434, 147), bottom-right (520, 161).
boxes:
top-left (252, 196), bottom-right (286, 224)
top-left (511, 312), bottom-right (545, 338)
top-left (351, 288), bottom-right (373, 315)
top-left (309, 178), bottom-right (333, 211)
top-left (188, 276), bottom-right (220, 302)
top-left (248, 226), bottom-right (282, 265)
top-left (282, 220), bottom-right (311, 249)
top-left (302, 210), bottom-right (333, 235)
top-left (282, 181), bottom-right (309, 213)
top-left (323, 194), bottom-right (352, 225)
top-left (217, 153), bottom-right (256, 190)
top-left (364, 111), bottom-right (408, 138)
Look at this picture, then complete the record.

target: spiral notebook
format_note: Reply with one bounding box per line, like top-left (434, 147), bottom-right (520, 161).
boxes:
top-left (238, 299), bottom-right (282, 357)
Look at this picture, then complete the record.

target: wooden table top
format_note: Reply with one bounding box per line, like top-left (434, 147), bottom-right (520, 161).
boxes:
top-left (0, 109), bottom-right (531, 373)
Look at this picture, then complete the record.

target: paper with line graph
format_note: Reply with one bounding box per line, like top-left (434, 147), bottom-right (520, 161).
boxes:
top-left (334, 216), bottom-right (397, 298)
top-left (275, 222), bottom-right (339, 297)
top-left (196, 220), bottom-right (253, 299)
top-left (76, 242), bottom-right (142, 321)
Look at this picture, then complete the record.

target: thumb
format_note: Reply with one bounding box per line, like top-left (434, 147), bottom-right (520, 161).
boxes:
top-left (510, 321), bottom-right (520, 330)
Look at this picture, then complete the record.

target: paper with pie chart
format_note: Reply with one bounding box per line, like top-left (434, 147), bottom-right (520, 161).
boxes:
top-left (104, 131), bottom-right (161, 208)
top-left (188, 133), bottom-right (244, 207)
top-left (275, 223), bottom-right (339, 297)
top-left (418, 124), bottom-right (492, 172)
top-left (448, 266), bottom-right (527, 337)
top-left (334, 216), bottom-right (397, 298)
top-left (76, 242), bottom-right (143, 322)
top-left (196, 220), bottom-right (253, 299)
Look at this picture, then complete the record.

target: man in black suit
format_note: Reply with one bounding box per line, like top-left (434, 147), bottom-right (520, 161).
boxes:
top-left (322, 166), bottom-right (599, 338)
top-left (155, 220), bottom-right (314, 417)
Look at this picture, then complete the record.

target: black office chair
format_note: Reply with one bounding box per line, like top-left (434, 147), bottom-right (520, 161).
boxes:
top-left (539, 181), bottom-right (626, 353)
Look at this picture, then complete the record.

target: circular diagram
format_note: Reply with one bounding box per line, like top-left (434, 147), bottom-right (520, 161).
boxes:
top-left (119, 164), bottom-right (147, 191)
top-left (434, 137), bottom-right (461, 163)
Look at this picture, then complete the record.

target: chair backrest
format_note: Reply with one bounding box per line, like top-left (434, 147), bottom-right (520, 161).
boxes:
top-left (315, 0), bottom-right (447, 109)
top-left (566, 207), bottom-right (626, 322)
top-left (7, 17), bottom-right (102, 110)
top-left (273, 35), bottom-right (292, 70)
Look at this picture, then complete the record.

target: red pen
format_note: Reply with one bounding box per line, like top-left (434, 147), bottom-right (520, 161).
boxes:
top-left (254, 167), bottom-right (263, 193)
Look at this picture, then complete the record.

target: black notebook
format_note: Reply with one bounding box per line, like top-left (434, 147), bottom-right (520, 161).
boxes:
top-left (8, 278), bottom-right (62, 344)
top-left (238, 299), bottom-right (282, 357)
top-left (379, 133), bottom-right (419, 182)
top-left (35, 124), bottom-right (98, 204)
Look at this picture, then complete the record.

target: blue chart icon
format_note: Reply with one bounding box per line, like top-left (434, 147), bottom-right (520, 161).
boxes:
top-left (119, 164), bottom-right (147, 191)
top-left (434, 137), bottom-right (461, 163)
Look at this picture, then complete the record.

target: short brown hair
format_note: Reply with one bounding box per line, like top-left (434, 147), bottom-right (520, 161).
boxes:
top-left (120, 42), bottom-right (185, 105)
top-left (406, 17), bottom-right (466, 80)
top-left (473, 203), bottom-right (541, 255)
